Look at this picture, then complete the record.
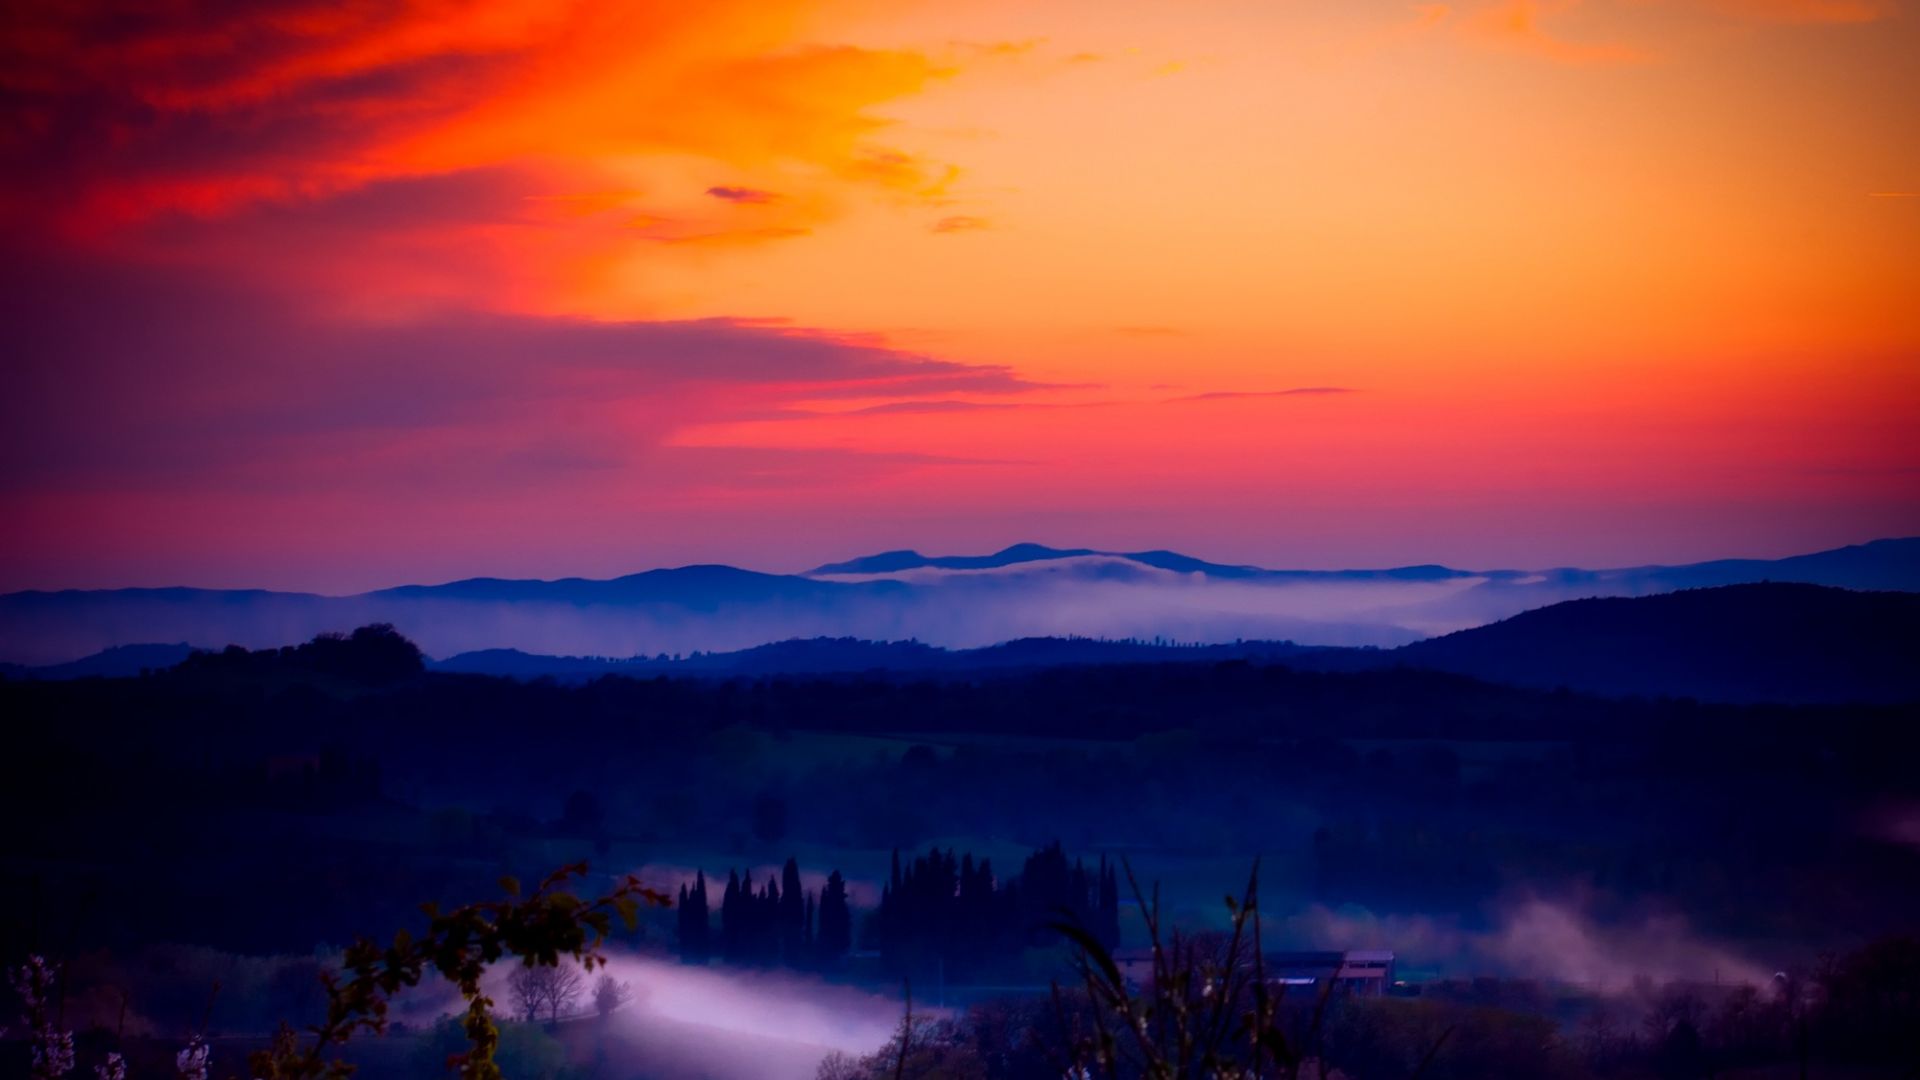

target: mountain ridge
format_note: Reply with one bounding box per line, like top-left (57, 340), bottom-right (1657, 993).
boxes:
top-left (16, 582), bottom-right (1914, 705)
top-left (3, 537), bottom-right (1914, 667)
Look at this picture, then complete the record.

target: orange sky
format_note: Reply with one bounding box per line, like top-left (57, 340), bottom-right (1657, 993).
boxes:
top-left (1, 0), bottom-right (1915, 589)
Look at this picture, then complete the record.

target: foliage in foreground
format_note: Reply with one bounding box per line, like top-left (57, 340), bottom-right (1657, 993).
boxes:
top-left (249, 862), bottom-right (668, 1080)
top-left (820, 862), bottom-right (1441, 1080)
top-left (14, 859), bottom-right (1919, 1080)
top-left (817, 934), bottom-right (1920, 1080)
top-left (8, 864), bottom-right (668, 1080)
top-left (1047, 861), bottom-right (1441, 1080)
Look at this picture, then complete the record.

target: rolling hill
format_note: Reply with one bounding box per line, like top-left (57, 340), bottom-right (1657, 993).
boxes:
top-left (1392, 582), bottom-right (1920, 704)
top-left (3, 538), bottom-right (1914, 668)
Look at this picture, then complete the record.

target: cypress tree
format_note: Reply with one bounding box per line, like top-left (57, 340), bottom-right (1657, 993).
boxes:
top-left (780, 857), bottom-right (805, 965)
top-left (721, 869), bottom-right (743, 964)
top-left (760, 874), bottom-right (782, 965)
top-left (819, 869), bottom-right (853, 966)
top-left (676, 883), bottom-right (692, 961)
top-left (803, 890), bottom-right (816, 964)
top-left (690, 870), bottom-right (712, 962)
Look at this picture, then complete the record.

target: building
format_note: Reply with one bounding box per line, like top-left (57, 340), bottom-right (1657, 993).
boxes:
top-left (1265, 950), bottom-right (1396, 996)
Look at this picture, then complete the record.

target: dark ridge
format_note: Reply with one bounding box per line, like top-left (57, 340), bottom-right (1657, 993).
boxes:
top-left (1395, 581), bottom-right (1920, 704)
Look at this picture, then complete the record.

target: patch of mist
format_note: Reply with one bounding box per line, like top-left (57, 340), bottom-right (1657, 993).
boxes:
top-left (1283, 896), bottom-right (1771, 991)
top-left (596, 953), bottom-right (900, 1053)
top-left (3, 567), bottom-right (1687, 664)
top-left (376, 950), bottom-right (905, 1080)
top-left (809, 553), bottom-right (1181, 585)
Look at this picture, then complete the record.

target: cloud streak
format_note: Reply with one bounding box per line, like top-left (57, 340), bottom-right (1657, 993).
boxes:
top-left (1456, 0), bottom-right (1651, 65)
top-left (708, 185), bottom-right (780, 204)
top-left (0, 0), bottom-right (958, 308)
top-left (931, 214), bottom-right (991, 233)
top-left (0, 254), bottom-right (1049, 589)
top-left (1167, 388), bottom-right (1359, 402)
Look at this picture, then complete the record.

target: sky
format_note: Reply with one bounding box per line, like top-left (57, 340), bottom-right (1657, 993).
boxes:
top-left (2, 0), bottom-right (1916, 592)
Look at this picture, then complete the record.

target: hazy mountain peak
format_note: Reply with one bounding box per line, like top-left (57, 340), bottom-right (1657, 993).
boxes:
top-left (990, 542), bottom-right (1092, 561)
top-left (5, 537), bottom-right (1915, 667)
top-left (806, 549), bottom-right (931, 575)
top-left (808, 543), bottom-right (1099, 576)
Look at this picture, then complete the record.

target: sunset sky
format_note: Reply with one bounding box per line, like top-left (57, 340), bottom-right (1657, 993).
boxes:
top-left (3, 0), bottom-right (1916, 591)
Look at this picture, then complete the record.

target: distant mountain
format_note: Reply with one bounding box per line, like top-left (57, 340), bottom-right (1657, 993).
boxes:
top-left (1393, 582), bottom-right (1920, 704)
top-left (0, 569), bottom-right (912, 666)
top-left (18, 582), bottom-right (1917, 705)
top-left (431, 636), bottom-right (1326, 680)
top-left (809, 544), bottom-right (1102, 575)
top-left (436, 583), bottom-right (1920, 704)
top-left (370, 563), bottom-right (894, 607)
top-left (1637, 537), bottom-right (1920, 592)
top-left (810, 539), bottom-right (1920, 588)
top-left (3, 538), bottom-right (1914, 667)
top-left (2, 643), bottom-right (198, 681)
top-left (811, 543), bottom-right (1299, 580)
top-left (27, 642), bottom-right (196, 679)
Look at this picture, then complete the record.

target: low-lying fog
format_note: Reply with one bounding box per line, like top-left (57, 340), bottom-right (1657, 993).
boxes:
top-left (49, 896), bottom-right (1778, 1080)
top-left (495, 955), bottom-right (906, 1080)
top-left (3, 561), bottom-right (1695, 665)
top-left (425, 893), bottom-right (1767, 1079)
top-left (1284, 895), bottom-right (1772, 989)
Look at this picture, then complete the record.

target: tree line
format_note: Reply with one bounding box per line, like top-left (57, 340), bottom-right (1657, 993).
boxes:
top-left (675, 859), bottom-right (856, 971)
top-left (877, 842), bottom-right (1120, 981)
top-left (671, 843), bottom-right (1122, 982)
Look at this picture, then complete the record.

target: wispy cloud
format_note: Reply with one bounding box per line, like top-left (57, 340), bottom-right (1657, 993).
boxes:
top-left (706, 186), bottom-right (779, 204)
top-left (1463, 0), bottom-right (1650, 65)
top-left (0, 256), bottom-right (1044, 520)
top-left (931, 214), bottom-right (991, 233)
top-left (845, 400), bottom-right (1022, 416)
top-left (0, 0), bottom-right (960, 298)
top-left (1168, 388), bottom-right (1359, 402)
top-left (950, 39), bottom-right (1044, 58)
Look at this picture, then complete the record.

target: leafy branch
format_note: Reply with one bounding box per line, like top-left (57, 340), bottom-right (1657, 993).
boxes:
top-left (1049, 859), bottom-right (1448, 1080)
top-left (248, 862), bottom-right (670, 1080)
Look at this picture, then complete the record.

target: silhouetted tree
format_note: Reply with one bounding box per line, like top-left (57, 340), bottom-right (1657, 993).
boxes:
top-left (542, 965), bottom-right (584, 1025)
top-left (592, 974), bottom-right (631, 1019)
top-left (720, 870), bottom-right (745, 964)
top-left (818, 870), bottom-right (853, 967)
top-left (508, 965), bottom-right (553, 1023)
top-left (678, 871), bottom-right (712, 963)
top-left (177, 623), bottom-right (425, 685)
top-left (876, 841), bottom-right (1111, 980)
top-left (756, 873), bottom-right (782, 965)
top-left (781, 857), bottom-right (806, 965)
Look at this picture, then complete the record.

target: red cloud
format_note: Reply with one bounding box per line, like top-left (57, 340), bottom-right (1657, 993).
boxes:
top-left (707, 185), bottom-right (779, 203)
top-left (0, 0), bottom-right (954, 271)
top-left (0, 252), bottom-right (1048, 586)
